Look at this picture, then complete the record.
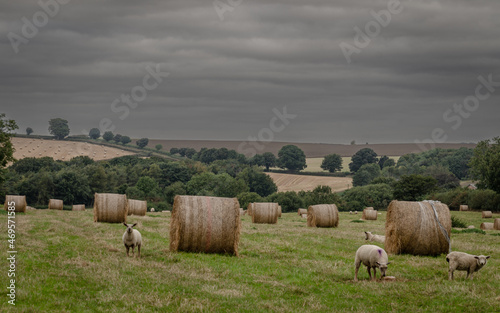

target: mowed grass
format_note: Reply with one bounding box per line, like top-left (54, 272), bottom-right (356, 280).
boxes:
top-left (1, 209), bottom-right (499, 312)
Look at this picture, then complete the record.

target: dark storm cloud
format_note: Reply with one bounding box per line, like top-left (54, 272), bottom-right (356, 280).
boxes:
top-left (1, 0), bottom-right (499, 144)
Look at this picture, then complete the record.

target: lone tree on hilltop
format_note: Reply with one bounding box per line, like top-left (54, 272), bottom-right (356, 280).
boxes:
top-left (48, 118), bottom-right (70, 140)
top-left (277, 145), bottom-right (307, 172)
top-left (26, 127), bottom-right (33, 136)
top-left (89, 128), bottom-right (100, 140)
top-left (136, 138), bottom-right (149, 149)
top-left (321, 154), bottom-right (343, 173)
top-left (103, 131), bottom-right (114, 142)
top-left (349, 148), bottom-right (378, 173)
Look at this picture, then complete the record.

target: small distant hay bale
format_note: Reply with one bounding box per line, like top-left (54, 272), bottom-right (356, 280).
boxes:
top-left (26, 206), bottom-right (36, 211)
top-left (495, 218), bottom-right (500, 230)
top-left (298, 208), bottom-right (307, 216)
top-left (301, 213), bottom-right (307, 218)
top-left (385, 200), bottom-right (451, 256)
top-left (482, 211), bottom-right (492, 218)
top-left (307, 204), bottom-right (339, 228)
top-left (459, 205), bottom-right (469, 211)
top-left (4, 195), bottom-right (27, 213)
top-left (72, 204), bottom-right (85, 211)
top-left (365, 207), bottom-right (374, 211)
top-left (170, 195), bottom-right (240, 256)
top-left (252, 203), bottom-right (280, 224)
top-left (247, 203), bottom-right (254, 217)
top-left (127, 199), bottom-right (147, 216)
top-left (48, 199), bottom-right (63, 210)
top-left (239, 208), bottom-right (245, 215)
top-left (278, 205), bottom-right (282, 218)
top-left (467, 225), bottom-right (475, 229)
top-left (480, 222), bottom-right (494, 230)
top-left (362, 209), bottom-right (377, 220)
top-left (93, 193), bottom-right (128, 223)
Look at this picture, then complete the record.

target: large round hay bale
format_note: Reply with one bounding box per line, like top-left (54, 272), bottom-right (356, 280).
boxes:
top-left (247, 203), bottom-right (254, 217)
top-left (494, 218), bottom-right (500, 230)
top-left (362, 209), bottom-right (377, 220)
top-left (278, 205), bottom-right (282, 218)
top-left (48, 199), bottom-right (63, 210)
top-left (482, 211), bottom-right (492, 218)
top-left (298, 208), bottom-right (307, 216)
top-left (306, 204), bottom-right (339, 228)
top-left (385, 200), bottom-right (451, 256)
top-left (72, 204), bottom-right (85, 211)
top-left (4, 195), bottom-right (27, 213)
top-left (170, 195), bottom-right (240, 256)
top-left (93, 193), bottom-right (128, 223)
top-left (251, 202), bottom-right (280, 224)
top-left (480, 222), bottom-right (494, 230)
top-left (459, 205), bottom-right (469, 211)
top-left (127, 199), bottom-right (147, 216)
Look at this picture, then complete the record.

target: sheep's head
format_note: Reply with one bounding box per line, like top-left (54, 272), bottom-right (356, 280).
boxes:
top-left (375, 261), bottom-right (391, 277)
top-left (364, 231), bottom-right (371, 240)
top-left (474, 255), bottom-right (490, 268)
top-left (123, 223), bottom-right (137, 234)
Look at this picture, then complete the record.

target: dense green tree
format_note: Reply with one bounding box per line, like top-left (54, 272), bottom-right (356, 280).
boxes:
top-left (121, 136), bottom-right (131, 145)
top-left (237, 166), bottom-right (277, 197)
top-left (136, 176), bottom-right (159, 199)
top-left (170, 148), bottom-right (180, 155)
top-left (164, 181), bottom-right (186, 204)
top-left (349, 148), bottom-right (378, 172)
top-left (469, 137), bottom-right (500, 193)
top-left (89, 128), bottom-right (100, 139)
top-left (184, 148), bottom-right (197, 159)
top-left (423, 165), bottom-right (460, 190)
top-left (26, 127), bottom-right (33, 135)
top-left (342, 183), bottom-right (393, 211)
top-left (136, 138), bottom-right (149, 149)
top-left (277, 145), bottom-right (307, 172)
top-left (262, 152), bottom-right (277, 171)
top-left (447, 148), bottom-right (473, 179)
top-left (103, 131), bottom-right (114, 142)
top-left (67, 156), bottom-right (94, 167)
top-left (0, 114), bottom-right (18, 181)
top-left (54, 169), bottom-right (92, 204)
top-left (300, 185), bottom-right (342, 207)
top-left (186, 172), bottom-right (248, 198)
top-left (236, 192), bottom-right (263, 210)
top-left (321, 154), bottom-right (342, 173)
top-left (10, 157), bottom-right (63, 174)
top-left (113, 134), bottom-right (123, 144)
top-left (155, 144), bottom-right (163, 151)
top-left (48, 118), bottom-right (70, 140)
top-left (393, 175), bottom-right (438, 201)
top-left (266, 191), bottom-right (304, 212)
top-left (352, 163), bottom-right (381, 187)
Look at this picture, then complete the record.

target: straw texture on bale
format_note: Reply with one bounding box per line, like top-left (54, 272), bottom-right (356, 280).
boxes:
top-left (49, 199), bottom-right (63, 210)
top-left (459, 205), bottom-right (469, 211)
top-left (301, 213), bottom-right (307, 218)
top-left (247, 203), bottom-right (254, 217)
top-left (4, 195), bottom-right (27, 213)
top-left (298, 208), bottom-right (307, 216)
top-left (385, 200), bottom-right (451, 256)
top-left (72, 204), bottom-right (85, 211)
top-left (170, 195), bottom-right (240, 256)
top-left (480, 222), bottom-right (494, 230)
top-left (93, 193), bottom-right (128, 223)
top-left (495, 218), bottom-right (500, 230)
top-left (251, 202), bottom-right (280, 224)
top-left (278, 206), bottom-right (282, 218)
top-left (482, 211), bottom-right (492, 218)
top-left (127, 199), bottom-right (147, 216)
top-left (362, 209), bottom-right (378, 220)
top-left (365, 207), bottom-right (374, 210)
top-left (306, 204), bottom-right (339, 228)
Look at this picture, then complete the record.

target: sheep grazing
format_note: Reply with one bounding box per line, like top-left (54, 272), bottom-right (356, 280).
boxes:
top-left (150, 208), bottom-right (155, 212)
top-left (122, 223), bottom-right (142, 258)
top-left (354, 245), bottom-right (390, 281)
top-left (446, 251), bottom-right (490, 280)
top-left (364, 231), bottom-right (385, 244)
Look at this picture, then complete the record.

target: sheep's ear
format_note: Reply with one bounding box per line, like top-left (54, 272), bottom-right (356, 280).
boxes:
top-left (132, 223), bottom-right (137, 227)
top-left (123, 222), bottom-right (128, 227)
top-left (474, 256), bottom-right (479, 260)
top-left (386, 262), bottom-right (391, 265)
top-left (364, 231), bottom-right (368, 234)
top-left (486, 256), bottom-right (490, 259)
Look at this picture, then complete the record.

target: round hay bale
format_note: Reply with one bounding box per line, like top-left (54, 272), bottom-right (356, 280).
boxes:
top-left (127, 199), bottom-right (147, 216)
top-left (385, 200), bottom-right (451, 256)
top-left (247, 203), bottom-right (254, 217)
top-left (301, 213), bottom-right (307, 218)
top-left (48, 199), bottom-right (63, 210)
top-left (298, 208), bottom-right (307, 216)
top-left (72, 204), bottom-right (85, 211)
top-left (365, 207), bottom-right (374, 210)
top-left (93, 193), bottom-right (128, 223)
top-left (307, 204), bottom-right (339, 228)
top-left (170, 195), bottom-right (240, 256)
top-left (459, 205), bottom-right (469, 211)
top-left (278, 205), bottom-right (282, 218)
top-left (495, 218), bottom-right (500, 230)
top-left (252, 203), bottom-right (280, 224)
top-left (362, 209), bottom-right (377, 220)
top-left (482, 211), bottom-right (492, 218)
top-left (4, 195), bottom-right (27, 213)
top-left (480, 222), bottom-right (494, 230)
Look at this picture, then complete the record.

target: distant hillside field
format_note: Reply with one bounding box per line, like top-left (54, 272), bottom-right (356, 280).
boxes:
top-left (11, 138), bottom-right (134, 161)
top-left (303, 156), bottom-right (400, 172)
top-left (145, 139), bottom-right (476, 158)
top-left (266, 172), bottom-right (352, 192)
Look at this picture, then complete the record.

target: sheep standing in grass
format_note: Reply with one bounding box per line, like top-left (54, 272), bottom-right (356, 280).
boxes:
top-left (446, 251), bottom-right (490, 280)
top-left (354, 245), bottom-right (390, 281)
top-left (122, 223), bottom-right (142, 258)
top-left (364, 231), bottom-right (385, 244)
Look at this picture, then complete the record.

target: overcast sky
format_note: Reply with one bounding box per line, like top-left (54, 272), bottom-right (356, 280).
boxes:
top-left (1, 0), bottom-right (499, 144)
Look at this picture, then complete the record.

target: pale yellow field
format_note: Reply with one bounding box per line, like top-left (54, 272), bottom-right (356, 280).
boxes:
top-left (12, 137), bottom-right (134, 162)
top-left (303, 156), bottom-right (400, 172)
top-left (266, 172), bottom-right (353, 192)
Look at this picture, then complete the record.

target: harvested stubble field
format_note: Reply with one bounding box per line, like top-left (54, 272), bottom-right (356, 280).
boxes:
top-left (0, 209), bottom-right (499, 312)
top-left (266, 172), bottom-right (353, 192)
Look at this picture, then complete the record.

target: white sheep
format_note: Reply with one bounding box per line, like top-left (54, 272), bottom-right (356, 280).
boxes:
top-left (446, 251), bottom-right (490, 280)
top-left (364, 231), bottom-right (385, 244)
top-left (150, 207), bottom-right (155, 212)
top-left (354, 244), bottom-right (390, 281)
top-left (122, 223), bottom-right (142, 258)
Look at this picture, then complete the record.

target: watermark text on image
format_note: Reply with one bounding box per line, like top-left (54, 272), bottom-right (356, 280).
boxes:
top-left (6, 201), bottom-right (17, 306)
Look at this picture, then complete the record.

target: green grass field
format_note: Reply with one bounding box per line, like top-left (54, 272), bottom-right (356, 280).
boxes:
top-left (1, 209), bottom-right (499, 312)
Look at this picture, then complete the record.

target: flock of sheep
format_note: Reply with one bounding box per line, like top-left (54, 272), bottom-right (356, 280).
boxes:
top-left (362, 231), bottom-right (491, 281)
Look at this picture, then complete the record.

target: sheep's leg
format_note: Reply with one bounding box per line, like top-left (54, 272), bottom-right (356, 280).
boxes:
top-left (448, 269), bottom-right (454, 280)
top-left (372, 267), bottom-right (377, 281)
top-left (131, 245), bottom-right (135, 257)
top-left (367, 267), bottom-right (372, 280)
top-left (137, 244), bottom-right (141, 258)
top-left (468, 271), bottom-right (474, 280)
top-left (354, 264), bottom-right (360, 282)
top-left (125, 245), bottom-right (130, 257)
